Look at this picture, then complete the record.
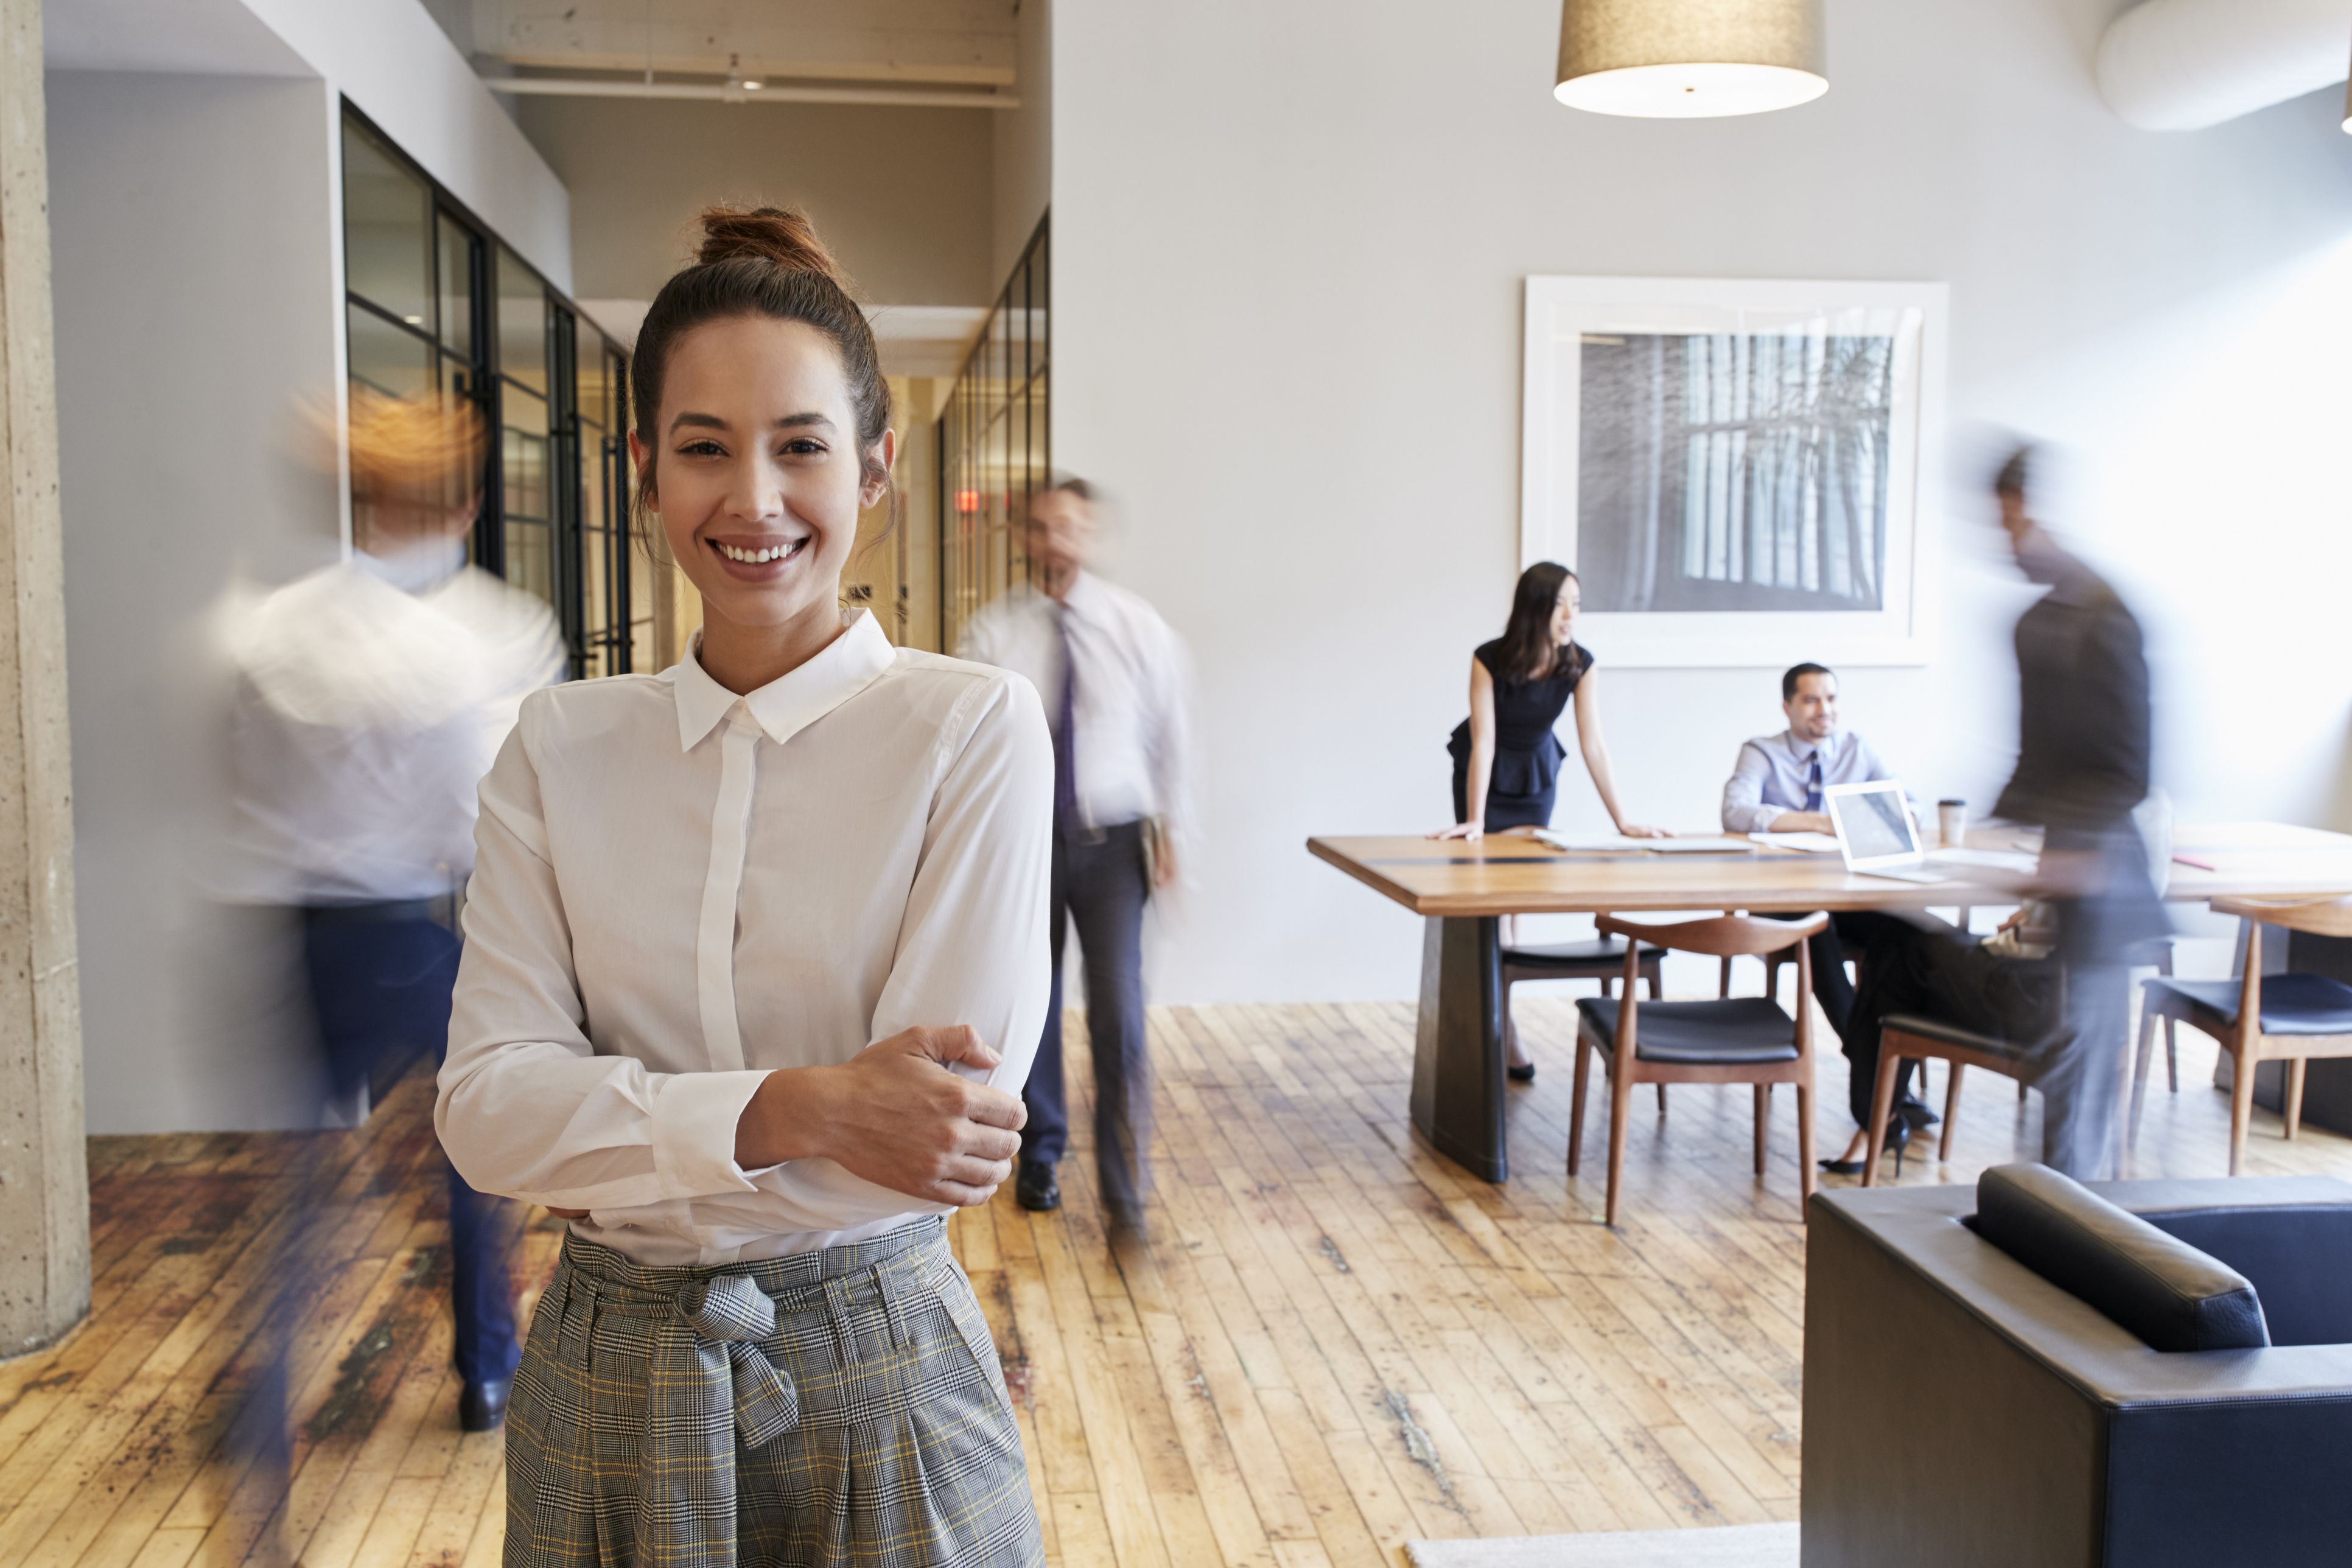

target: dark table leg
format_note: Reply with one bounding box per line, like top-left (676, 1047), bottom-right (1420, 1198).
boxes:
top-left (1410, 914), bottom-right (1508, 1182)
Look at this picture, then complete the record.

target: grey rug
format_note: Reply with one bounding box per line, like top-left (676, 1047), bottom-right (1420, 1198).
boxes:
top-left (1404, 1522), bottom-right (1798, 1567)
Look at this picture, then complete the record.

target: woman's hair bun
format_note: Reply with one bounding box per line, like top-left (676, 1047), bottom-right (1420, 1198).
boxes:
top-left (693, 205), bottom-right (852, 292)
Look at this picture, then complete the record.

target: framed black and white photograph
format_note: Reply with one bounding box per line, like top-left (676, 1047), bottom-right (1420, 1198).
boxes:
top-left (1521, 276), bottom-right (1948, 667)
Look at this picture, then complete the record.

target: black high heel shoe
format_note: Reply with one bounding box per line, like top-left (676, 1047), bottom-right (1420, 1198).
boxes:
top-left (1507, 1061), bottom-right (1536, 1083)
top-left (1818, 1115), bottom-right (1911, 1177)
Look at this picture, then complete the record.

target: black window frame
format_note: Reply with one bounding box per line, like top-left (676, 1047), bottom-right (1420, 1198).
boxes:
top-left (339, 101), bottom-right (636, 679)
top-left (936, 212), bottom-right (1050, 652)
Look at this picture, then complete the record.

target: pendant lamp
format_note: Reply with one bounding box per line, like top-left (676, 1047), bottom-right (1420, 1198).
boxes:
top-left (1555, 0), bottom-right (1828, 119)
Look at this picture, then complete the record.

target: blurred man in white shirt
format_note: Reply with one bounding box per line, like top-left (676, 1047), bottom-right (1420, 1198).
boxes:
top-left (957, 478), bottom-right (1191, 1234)
top-left (226, 391), bottom-right (562, 1431)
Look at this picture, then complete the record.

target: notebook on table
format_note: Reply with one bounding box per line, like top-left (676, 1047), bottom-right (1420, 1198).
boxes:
top-left (1534, 831), bottom-right (1757, 855)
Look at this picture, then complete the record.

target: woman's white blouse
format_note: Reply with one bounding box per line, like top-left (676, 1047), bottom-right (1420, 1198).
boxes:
top-left (435, 611), bottom-right (1053, 1267)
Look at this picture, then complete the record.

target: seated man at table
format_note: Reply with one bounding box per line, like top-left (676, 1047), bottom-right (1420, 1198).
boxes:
top-left (1721, 662), bottom-right (1925, 1126)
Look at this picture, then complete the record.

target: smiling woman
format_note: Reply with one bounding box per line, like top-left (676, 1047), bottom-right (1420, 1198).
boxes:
top-left (436, 206), bottom-right (1052, 1566)
top-left (622, 210), bottom-right (900, 694)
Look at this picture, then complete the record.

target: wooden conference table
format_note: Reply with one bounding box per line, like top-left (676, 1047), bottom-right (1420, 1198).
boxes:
top-left (1306, 822), bottom-right (2352, 1183)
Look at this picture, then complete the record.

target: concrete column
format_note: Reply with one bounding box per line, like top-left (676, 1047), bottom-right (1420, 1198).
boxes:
top-left (0, 0), bottom-right (88, 1357)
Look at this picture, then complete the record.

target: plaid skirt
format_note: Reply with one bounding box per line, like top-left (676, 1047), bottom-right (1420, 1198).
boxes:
top-left (505, 1217), bottom-right (1043, 1568)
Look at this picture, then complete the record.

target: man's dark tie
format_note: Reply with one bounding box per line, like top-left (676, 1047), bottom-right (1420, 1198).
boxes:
top-left (1052, 606), bottom-right (1078, 833)
top-left (1804, 753), bottom-right (1824, 813)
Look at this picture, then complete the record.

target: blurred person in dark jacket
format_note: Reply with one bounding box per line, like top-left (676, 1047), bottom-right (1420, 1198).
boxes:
top-left (1991, 443), bottom-right (2165, 1175)
top-left (1829, 444), bottom-right (2162, 1180)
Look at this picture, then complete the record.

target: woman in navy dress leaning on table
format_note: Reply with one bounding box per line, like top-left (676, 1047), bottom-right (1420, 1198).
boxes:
top-left (1433, 562), bottom-right (1668, 1078)
top-left (1435, 561), bottom-right (1667, 845)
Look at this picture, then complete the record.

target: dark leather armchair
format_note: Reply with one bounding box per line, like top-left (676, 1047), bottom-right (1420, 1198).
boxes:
top-left (1804, 1166), bottom-right (2352, 1567)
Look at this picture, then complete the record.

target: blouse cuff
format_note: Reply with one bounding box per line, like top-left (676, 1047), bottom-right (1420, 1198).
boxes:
top-left (649, 1069), bottom-right (774, 1198)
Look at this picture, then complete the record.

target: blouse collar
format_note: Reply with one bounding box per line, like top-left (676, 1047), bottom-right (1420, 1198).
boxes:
top-left (667, 609), bottom-right (895, 752)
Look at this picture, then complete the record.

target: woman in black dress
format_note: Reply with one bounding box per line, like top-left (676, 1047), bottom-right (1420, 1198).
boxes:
top-left (1436, 561), bottom-right (1665, 844)
top-left (1435, 564), bottom-right (1665, 1076)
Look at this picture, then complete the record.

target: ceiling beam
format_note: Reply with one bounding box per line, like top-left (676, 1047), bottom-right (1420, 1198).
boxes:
top-left (471, 0), bottom-right (1018, 88)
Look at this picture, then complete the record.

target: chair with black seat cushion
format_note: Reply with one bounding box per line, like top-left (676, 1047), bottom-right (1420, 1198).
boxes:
top-left (2132, 895), bottom-right (2352, 1174)
top-left (1863, 1013), bottom-right (2040, 1185)
top-left (1568, 912), bottom-right (1824, 1226)
top-left (1499, 934), bottom-right (1664, 1068)
top-left (1861, 947), bottom-right (2068, 1183)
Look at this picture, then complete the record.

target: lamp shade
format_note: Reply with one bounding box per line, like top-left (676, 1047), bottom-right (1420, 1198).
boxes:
top-left (1556, 0), bottom-right (1828, 119)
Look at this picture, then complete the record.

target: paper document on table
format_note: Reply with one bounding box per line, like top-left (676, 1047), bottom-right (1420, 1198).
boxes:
top-left (1535, 831), bottom-right (1757, 855)
top-left (1749, 831), bottom-right (1844, 853)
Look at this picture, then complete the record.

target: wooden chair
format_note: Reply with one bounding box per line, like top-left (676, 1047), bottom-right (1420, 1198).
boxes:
top-left (1500, 934), bottom-right (1664, 1066)
top-left (1863, 1015), bottom-right (2037, 1185)
top-left (1568, 913), bottom-right (1825, 1226)
top-left (2130, 897), bottom-right (2352, 1174)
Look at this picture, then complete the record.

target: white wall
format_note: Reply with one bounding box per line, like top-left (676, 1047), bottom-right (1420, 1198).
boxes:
top-left (51, 72), bottom-right (346, 1133)
top-left (514, 97), bottom-right (996, 306)
top-left (242, 0), bottom-right (570, 287)
top-left (993, 0), bottom-right (1051, 281)
top-left (1054, 0), bottom-right (2352, 1003)
top-left (47, 0), bottom-right (578, 1132)
top-left (46, 0), bottom-right (570, 288)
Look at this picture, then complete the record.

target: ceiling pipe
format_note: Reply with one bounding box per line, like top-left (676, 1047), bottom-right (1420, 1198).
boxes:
top-left (2096, 0), bottom-right (2352, 130)
top-left (486, 77), bottom-right (1019, 110)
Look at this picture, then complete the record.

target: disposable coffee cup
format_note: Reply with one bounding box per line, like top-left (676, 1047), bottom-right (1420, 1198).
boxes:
top-left (1937, 799), bottom-right (1968, 847)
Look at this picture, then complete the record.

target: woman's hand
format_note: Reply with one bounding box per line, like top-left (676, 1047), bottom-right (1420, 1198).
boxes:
top-left (1614, 822), bottom-right (1672, 839)
top-left (1431, 821), bottom-right (1485, 842)
top-left (735, 1026), bottom-right (1028, 1206)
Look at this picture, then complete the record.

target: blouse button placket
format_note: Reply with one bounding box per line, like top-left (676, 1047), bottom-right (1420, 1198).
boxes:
top-left (696, 707), bottom-right (760, 1073)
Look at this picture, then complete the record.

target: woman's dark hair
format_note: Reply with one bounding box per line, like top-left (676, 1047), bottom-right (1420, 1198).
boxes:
top-left (1493, 561), bottom-right (1583, 683)
top-left (630, 206), bottom-right (892, 515)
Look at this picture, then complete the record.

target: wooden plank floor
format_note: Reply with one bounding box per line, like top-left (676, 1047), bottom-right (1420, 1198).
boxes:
top-left (5, 996), bottom-right (2348, 1568)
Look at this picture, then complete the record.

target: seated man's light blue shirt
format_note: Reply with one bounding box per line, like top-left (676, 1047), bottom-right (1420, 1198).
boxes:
top-left (1721, 728), bottom-right (1906, 834)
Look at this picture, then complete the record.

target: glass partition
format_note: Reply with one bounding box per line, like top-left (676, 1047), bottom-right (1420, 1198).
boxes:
top-left (346, 302), bottom-right (433, 401)
top-left (341, 121), bottom-right (430, 331)
top-left (436, 214), bottom-right (475, 360)
top-left (937, 214), bottom-right (1049, 652)
top-left (340, 102), bottom-right (656, 679)
top-left (573, 323), bottom-right (638, 678)
top-left (500, 385), bottom-right (552, 605)
top-left (497, 247), bottom-right (548, 397)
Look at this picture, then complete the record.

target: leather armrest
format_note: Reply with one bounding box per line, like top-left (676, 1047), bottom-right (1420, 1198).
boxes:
top-left (2090, 1177), bottom-right (2352, 1348)
top-left (1973, 1164), bottom-right (2268, 1352)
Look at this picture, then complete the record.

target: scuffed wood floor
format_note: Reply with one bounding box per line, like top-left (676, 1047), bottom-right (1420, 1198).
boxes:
top-left (2, 996), bottom-right (2345, 1567)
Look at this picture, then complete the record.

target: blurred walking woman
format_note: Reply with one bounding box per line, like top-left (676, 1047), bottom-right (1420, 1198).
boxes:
top-left (1437, 561), bottom-right (1664, 843)
top-left (437, 208), bottom-right (1050, 1566)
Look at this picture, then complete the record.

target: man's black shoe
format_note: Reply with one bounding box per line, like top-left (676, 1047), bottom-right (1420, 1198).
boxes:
top-left (1015, 1161), bottom-right (1060, 1211)
top-left (460, 1375), bottom-right (513, 1433)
